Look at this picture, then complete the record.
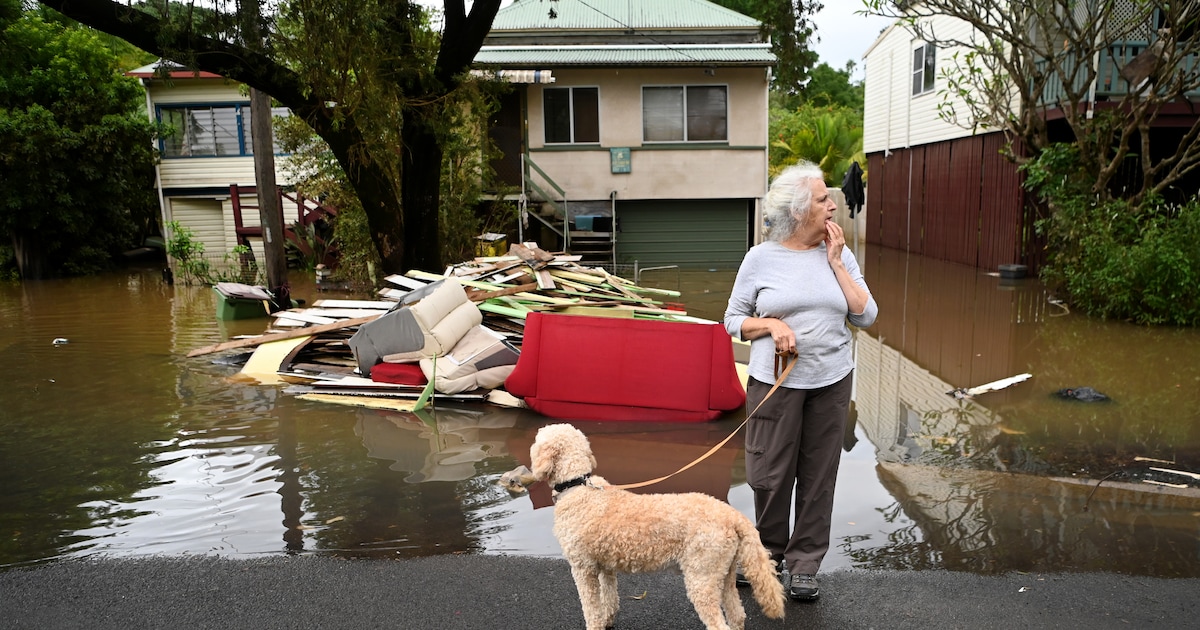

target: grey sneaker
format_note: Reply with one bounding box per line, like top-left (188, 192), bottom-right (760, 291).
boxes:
top-left (788, 573), bottom-right (819, 601)
top-left (736, 557), bottom-right (787, 588)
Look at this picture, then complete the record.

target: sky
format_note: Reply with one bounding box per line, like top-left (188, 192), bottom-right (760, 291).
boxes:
top-left (809, 2), bottom-right (895, 80)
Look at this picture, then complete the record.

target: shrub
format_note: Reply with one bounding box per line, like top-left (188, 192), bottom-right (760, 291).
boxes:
top-left (1026, 145), bottom-right (1200, 326)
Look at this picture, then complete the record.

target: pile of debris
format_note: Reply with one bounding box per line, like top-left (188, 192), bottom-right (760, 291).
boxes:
top-left (189, 243), bottom-right (691, 412)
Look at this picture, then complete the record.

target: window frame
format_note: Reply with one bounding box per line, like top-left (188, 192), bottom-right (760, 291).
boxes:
top-left (640, 84), bottom-right (729, 144)
top-left (542, 86), bottom-right (601, 145)
top-left (156, 103), bottom-right (290, 158)
top-left (912, 42), bottom-right (937, 97)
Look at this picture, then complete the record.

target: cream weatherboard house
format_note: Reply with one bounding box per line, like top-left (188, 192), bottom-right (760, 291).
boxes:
top-left (474, 0), bottom-right (775, 269)
top-left (127, 63), bottom-right (297, 269)
top-left (861, 13), bottom-right (1028, 272)
top-left (862, 3), bottom-right (1200, 272)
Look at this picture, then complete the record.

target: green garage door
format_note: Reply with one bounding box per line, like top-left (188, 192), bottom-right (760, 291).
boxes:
top-left (616, 199), bottom-right (750, 269)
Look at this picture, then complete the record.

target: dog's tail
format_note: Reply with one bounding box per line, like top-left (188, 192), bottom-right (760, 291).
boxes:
top-left (735, 515), bottom-right (785, 619)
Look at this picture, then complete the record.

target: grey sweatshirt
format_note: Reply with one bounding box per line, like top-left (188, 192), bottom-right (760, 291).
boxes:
top-left (724, 240), bottom-right (878, 389)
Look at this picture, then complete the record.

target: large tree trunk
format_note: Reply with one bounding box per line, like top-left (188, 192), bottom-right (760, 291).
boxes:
top-left (401, 111), bottom-right (444, 272)
top-left (317, 121), bottom-right (407, 275)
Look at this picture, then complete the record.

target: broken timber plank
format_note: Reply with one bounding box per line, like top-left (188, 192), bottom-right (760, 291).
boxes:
top-left (465, 282), bottom-right (539, 302)
top-left (312, 299), bottom-right (397, 309)
top-left (478, 301), bottom-right (532, 319)
top-left (535, 269), bottom-right (556, 290)
top-left (295, 308), bottom-right (392, 318)
top-left (549, 269), bottom-right (606, 285)
top-left (186, 313), bottom-right (382, 358)
top-left (238, 336), bottom-right (314, 385)
top-left (271, 310), bottom-right (338, 326)
top-left (510, 242), bottom-right (556, 269)
top-left (386, 274), bottom-right (430, 290)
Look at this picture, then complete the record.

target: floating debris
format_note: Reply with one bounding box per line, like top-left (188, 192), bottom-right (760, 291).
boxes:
top-left (947, 373), bottom-right (1032, 399)
top-left (1054, 387), bottom-right (1110, 402)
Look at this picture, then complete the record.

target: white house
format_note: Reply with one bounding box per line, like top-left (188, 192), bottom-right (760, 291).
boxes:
top-left (861, 13), bottom-right (1027, 271)
top-left (862, 2), bottom-right (1200, 272)
top-left (127, 63), bottom-right (299, 269)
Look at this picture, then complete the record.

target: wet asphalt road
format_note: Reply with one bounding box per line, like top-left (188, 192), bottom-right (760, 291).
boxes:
top-left (1, 555), bottom-right (1197, 629)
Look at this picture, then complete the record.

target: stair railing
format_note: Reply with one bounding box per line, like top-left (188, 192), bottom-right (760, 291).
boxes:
top-left (521, 154), bottom-right (569, 251)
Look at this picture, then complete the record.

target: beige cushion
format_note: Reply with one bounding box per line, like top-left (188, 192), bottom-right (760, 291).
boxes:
top-left (419, 324), bottom-right (519, 394)
top-left (408, 279), bottom-right (481, 356)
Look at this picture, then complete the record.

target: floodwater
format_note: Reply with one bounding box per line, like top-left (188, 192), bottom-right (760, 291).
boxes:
top-left (2, 245), bottom-right (1198, 578)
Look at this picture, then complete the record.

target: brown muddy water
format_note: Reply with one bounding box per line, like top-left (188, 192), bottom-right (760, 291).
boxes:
top-left (2, 245), bottom-right (1198, 577)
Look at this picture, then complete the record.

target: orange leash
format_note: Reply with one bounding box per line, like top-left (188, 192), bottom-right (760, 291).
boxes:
top-left (612, 351), bottom-right (797, 490)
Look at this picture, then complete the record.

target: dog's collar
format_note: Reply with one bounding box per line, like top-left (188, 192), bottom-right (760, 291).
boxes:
top-left (553, 474), bottom-right (592, 493)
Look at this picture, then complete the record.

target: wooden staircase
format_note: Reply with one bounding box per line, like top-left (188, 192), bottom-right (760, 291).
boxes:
top-left (520, 155), bottom-right (614, 267)
top-left (229, 184), bottom-right (339, 267)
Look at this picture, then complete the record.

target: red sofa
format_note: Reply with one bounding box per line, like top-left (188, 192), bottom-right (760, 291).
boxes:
top-left (504, 312), bottom-right (745, 422)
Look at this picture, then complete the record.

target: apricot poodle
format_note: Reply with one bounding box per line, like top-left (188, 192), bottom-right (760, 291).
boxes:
top-left (529, 423), bottom-right (785, 630)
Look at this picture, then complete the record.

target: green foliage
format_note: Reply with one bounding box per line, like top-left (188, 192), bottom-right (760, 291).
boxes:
top-left (769, 103), bottom-right (865, 185)
top-left (1025, 144), bottom-right (1200, 326)
top-left (274, 111), bottom-right (379, 289)
top-left (284, 219), bottom-right (334, 273)
top-left (0, 5), bottom-right (158, 279)
top-left (709, 0), bottom-right (823, 94)
top-left (436, 77), bottom-right (515, 264)
top-left (273, 66), bottom-right (515, 280)
top-left (800, 62), bottom-right (864, 111)
top-left (164, 221), bottom-right (262, 285)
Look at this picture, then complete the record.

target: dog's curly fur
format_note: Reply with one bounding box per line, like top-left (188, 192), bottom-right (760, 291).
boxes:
top-left (530, 423), bottom-right (785, 630)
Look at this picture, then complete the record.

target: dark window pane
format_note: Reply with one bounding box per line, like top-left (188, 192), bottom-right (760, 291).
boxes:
top-left (923, 44), bottom-right (936, 92)
top-left (544, 88), bottom-right (572, 143)
top-left (912, 46), bottom-right (924, 95)
top-left (161, 108), bottom-right (188, 156)
top-left (686, 86), bottom-right (727, 141)
top-left (572, 88), bottom-right (599, 143)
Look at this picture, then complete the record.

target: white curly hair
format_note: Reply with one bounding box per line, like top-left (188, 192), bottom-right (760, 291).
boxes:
top-left (763, 161), bottom-right (825, 242)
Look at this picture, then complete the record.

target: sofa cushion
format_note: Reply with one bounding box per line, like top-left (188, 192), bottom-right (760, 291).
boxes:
top-left (418, 325), bottom-right (520, 394)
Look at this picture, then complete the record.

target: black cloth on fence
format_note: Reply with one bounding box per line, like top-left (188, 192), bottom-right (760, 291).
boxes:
top-left (842, 160), bottom-right (865, 218)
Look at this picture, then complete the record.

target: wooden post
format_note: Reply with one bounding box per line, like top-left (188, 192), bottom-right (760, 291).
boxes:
top-left (250, 87), bottom-right (290, 310)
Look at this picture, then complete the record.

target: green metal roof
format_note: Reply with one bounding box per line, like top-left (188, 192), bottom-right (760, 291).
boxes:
top-left (489, 0), bottom-right (761, 32)
top-left (475, 44), bottom-right (774, 67)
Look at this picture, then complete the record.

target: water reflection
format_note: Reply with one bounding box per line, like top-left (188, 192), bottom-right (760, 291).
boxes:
top-left (1, 254), bottom-right (1197, 577)
top-left (848, 245), bottom-right (1200, 576)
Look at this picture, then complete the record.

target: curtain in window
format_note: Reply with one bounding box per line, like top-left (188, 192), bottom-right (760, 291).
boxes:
top-left (643, 87), bottom-right (684, 141)
top-left (686, 86), bottom-right (727, 141)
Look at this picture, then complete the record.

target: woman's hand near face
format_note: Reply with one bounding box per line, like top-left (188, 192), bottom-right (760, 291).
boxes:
top-left (825, 220), bottom-right (845, 267)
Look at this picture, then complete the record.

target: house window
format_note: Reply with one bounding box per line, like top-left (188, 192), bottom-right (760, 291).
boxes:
top-left (642, 85), bottom-right (728, 142)
top-left (912, 43), bottom-right (936, 96)
top-left (543, 87), bottom-right (599, 144)
top-left (159, 104), bottom-right (290, 157)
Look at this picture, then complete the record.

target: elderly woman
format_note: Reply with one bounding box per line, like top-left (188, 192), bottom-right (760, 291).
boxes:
top-left (724, 161), bottom-right (878, 601)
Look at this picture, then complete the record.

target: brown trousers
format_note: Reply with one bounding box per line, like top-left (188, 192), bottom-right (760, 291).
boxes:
top-left (744, 371), bottom-right (853, 575)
